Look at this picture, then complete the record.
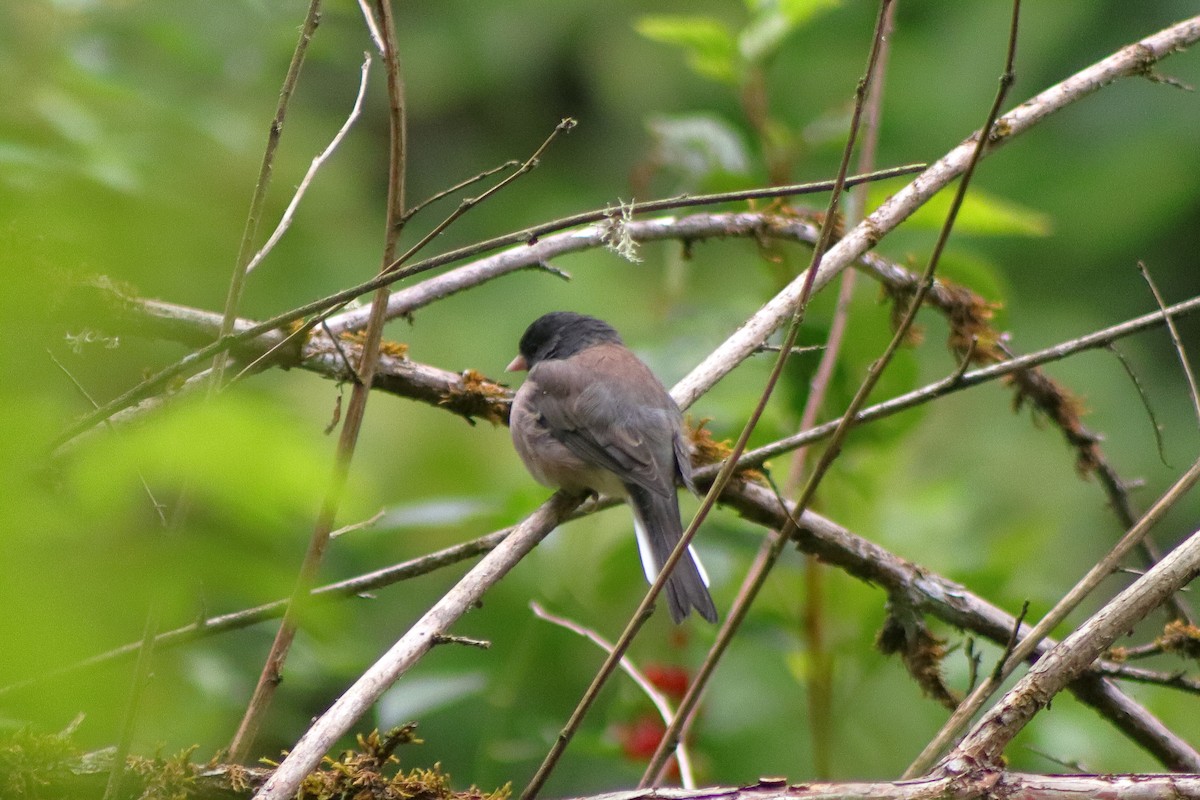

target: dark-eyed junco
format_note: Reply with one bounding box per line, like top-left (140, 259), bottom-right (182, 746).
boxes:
top-left (507, 311), bottom-right (717, 624)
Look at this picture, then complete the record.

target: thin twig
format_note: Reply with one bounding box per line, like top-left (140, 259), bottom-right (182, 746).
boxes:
top-left (965, 639), bottom-right (982, 694)
top-left (993, 601), bottom-right (1030, 682)
top-left (355, 0), bottom-right (384, 54)
top-left (329, 509), bottom-right (387, 539)
top-left (387, 119), bottom-right (576, 273)
top-left (320, 320), bottom-right (362, 384)
top-left (47, 349), bottom-right (167, 524)
top-left (244, 54), bottom-right (372, 276)
top-left (210, 0), bottom-right (322, 389)
top-left (1107, 343), bottom-right (1169, 467)
top-left (530, 602), bottom-right (696, 790)
top-left (102, 610), bottom-right (159, 800)
top-left (1138, 260), bottom-right (1200, 425)
top-left (431, 633), bottom-right (491, 649)
top-left (401, 160), bottom-right (522, 223)
top-left (1093, 661), bottom-right (1200, 694)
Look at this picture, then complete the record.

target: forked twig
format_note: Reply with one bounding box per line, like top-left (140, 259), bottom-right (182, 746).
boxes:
top-left (385, 118), bottom-right (577, 275)
top-left (402, 160), bottom-right (522, 223)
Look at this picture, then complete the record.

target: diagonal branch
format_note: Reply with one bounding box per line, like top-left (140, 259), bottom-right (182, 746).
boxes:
top-left (243, 54), bottom-right (372, 276)
top-left (951, 524), bottom-right (1200, 769)
top-left (905, 457), bottom-right (1200, 775)
top-left (251, 491), bottom-right (580, 800)
top-left (669, 13), bottom-right (1200, 411)
top-left (49, 166), bottom-right (920, 451)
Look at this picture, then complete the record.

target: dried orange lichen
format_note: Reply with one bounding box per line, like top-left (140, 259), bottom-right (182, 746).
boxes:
top-left (437, 369), bottom-right (510, 426)
top-left (686, 418), bottom-right (765, 485)
top-left (1158, 620), bottom-right (1200, 659)
top-left (338, 330), bottom-right (410, 359)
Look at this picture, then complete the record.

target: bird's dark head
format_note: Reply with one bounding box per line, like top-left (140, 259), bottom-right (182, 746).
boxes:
top-left (507, 311), bottom-right (623, 371)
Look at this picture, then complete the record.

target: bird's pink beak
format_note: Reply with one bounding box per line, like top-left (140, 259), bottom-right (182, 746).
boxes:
top-left (506, 355), bottom-right (528, 372)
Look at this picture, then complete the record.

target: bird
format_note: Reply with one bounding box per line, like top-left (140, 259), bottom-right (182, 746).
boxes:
top-left (506, 311), bottom-right (718, 623)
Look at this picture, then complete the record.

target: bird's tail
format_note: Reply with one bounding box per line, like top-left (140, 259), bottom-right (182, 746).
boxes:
top-left (628, 484), bottom-right (718, 624)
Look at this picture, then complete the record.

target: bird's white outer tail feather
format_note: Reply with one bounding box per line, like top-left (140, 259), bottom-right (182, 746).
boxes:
top-left (633, 517), bottom-right (710, 587)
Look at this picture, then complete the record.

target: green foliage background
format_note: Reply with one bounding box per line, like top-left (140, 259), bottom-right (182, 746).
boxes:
top-left (2, 0), bottom-right (1199, 792)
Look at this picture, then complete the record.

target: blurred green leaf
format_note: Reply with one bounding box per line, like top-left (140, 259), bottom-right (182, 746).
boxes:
top-left (739, 0), bottom-right (841, 64)
top-left (874, 182), bottom-right (1053, 237)
top-left (635, 15), bottom-right (739, 84)
top-left (67, 394), bottom-right (331, 534)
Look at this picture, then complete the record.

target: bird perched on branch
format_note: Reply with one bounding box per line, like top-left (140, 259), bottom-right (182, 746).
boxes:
top-left (507, 311), bottom-right (717, 624)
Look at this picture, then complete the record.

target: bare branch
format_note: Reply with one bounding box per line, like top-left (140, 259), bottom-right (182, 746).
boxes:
top-left (952, 525), bottom-right (1200, 768)
top-left (907, 457), bottom-right (1200, 775)
top-left (251, 492), bottom-right (579, 800)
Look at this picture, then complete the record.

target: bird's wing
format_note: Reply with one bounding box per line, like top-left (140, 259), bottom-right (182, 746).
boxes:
top-left (529, 347), bottom-right (679, 497)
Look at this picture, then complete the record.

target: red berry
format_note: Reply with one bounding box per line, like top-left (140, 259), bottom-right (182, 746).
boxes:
top-left (618, 715), bottom-right (665, 760)
top-left (643, 664), bottom-right (690, 700)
